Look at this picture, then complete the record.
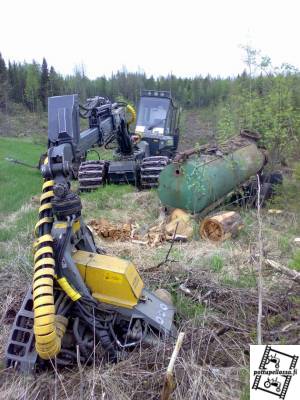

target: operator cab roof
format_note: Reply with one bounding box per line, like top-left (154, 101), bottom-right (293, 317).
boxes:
top-left (140, 90), bottom-right (177, 108)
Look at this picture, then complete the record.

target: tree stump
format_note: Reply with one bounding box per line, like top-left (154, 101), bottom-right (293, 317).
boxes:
top-left (200, 211), bottom-right (244, 242)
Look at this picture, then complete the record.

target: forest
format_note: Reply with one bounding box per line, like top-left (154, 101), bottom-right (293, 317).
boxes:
top-left (0, 48), bottom-right (299, 159)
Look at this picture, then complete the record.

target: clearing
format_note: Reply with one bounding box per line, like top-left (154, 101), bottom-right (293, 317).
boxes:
top-left (0, 132), bottom-right (299, 399)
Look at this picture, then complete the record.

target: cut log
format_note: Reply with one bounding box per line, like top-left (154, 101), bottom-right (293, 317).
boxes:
top-left (265, 259), bottom-right (300, 285)
top-left (200, 211), bottom-right (244, 242)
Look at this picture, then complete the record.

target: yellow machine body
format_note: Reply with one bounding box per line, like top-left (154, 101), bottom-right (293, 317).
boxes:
top-left (73, 250), bottom-right (144, 309)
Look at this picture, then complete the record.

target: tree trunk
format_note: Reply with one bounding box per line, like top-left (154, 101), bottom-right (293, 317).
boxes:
top-left (200, 211), bottom-right (244, 242)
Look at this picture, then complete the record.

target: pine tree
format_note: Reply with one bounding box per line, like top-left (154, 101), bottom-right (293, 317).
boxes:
top-left (40, 58), bottom-right (49, 110)
top-left (0, 52), bottom-right (9, 110)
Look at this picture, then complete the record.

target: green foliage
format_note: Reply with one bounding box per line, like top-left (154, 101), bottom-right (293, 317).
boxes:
top-left (48, 66), bottom-right (64, 97)
top-left (270, 166), bottom-right (300, 213)
top-left (40, 58), bottom-right (49, 110)
top-left (25, 62), bottom-right (41, 112)
top-left (217, 103), bottom-right (235, 141)
top-left (0, 52), bottom-right (9, 110)
top-left (216, 47), bottom-right (300, 159)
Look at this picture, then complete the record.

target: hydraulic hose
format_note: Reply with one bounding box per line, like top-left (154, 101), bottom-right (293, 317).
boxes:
top-left (126, 104), bottom-right (136, 126)
top-left (33, 178), bottom-right (68, 359)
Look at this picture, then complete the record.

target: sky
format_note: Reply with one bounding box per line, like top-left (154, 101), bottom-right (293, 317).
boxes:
top-left (1, 0), bottom-right (299, 79)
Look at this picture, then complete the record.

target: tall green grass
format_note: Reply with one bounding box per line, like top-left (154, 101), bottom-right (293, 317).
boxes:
top-left (0, 137), bottom-right (44, 214)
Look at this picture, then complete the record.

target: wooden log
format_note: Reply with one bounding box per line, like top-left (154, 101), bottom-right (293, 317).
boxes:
top-left (200, 211), bottom-right (244, 242)
top-left (265, 259), bottom-right (300, 284)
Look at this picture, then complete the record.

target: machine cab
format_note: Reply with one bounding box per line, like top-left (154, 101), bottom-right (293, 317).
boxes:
top-left (135, 90), bottom-right (179, 138)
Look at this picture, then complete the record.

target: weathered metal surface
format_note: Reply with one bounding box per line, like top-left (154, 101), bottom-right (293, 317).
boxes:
top-left (158, 138), bottom-right (266, 213)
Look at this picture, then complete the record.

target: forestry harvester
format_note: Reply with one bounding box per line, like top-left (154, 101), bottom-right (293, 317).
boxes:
top-left (78, 90), bottom-right (181, 190)
top-left (5, 94), bottom-right (175, 372)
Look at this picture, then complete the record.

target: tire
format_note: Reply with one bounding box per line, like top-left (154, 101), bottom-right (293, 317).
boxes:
top-left (264, 381), bottom-right (271, 388)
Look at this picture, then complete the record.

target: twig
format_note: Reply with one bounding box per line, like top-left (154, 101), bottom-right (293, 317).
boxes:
top-left (265, 258), bottom-right (300, 284)
top-left (160, 332), bottom-right (185, 400)
top-left (179, 283), bottom-right (192, 296)
top-left (91, 307), bottom-right (96, 400)
top-left (48, 357), bottom-right (70, 400)
top-left (256, 174), bottom-right (263, 345)
top-left (147, 222), bottom-right (180, 271)
top-left (157, 222), bottom-right (179, 268)
top-left (4, 157), bottom-right (37, 169)
top-left (76, 345), bottom-right (84, 400)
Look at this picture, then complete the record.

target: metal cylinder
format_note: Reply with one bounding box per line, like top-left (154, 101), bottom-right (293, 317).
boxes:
top-left (158, 140), bottom-right (266, 213)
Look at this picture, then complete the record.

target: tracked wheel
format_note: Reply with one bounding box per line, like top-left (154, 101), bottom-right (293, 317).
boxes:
top-left (140, 156), bottom-right (169, 189)
top-left (78, 160), bottom-right (108, 191)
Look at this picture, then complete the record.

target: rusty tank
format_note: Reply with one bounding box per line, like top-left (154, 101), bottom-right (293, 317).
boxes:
top-left (157, 130), bottom-right (267, 213)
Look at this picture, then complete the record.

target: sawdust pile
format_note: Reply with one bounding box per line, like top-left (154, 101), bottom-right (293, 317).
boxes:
top-left (89, 208), bottom-right (194, 247)
top-left (89, 218), bottom-right (132, 241)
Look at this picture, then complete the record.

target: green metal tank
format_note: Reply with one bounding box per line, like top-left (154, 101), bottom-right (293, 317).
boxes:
top-left (158, 134), bottom-right (266, 213)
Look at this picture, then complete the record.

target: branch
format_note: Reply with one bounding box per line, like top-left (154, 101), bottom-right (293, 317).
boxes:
top-left (160, 332), bottom-right (185, 400)
top-left (256, 174), bottom-right (263, 345)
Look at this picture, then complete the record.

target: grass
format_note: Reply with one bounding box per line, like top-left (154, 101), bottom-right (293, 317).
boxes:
top-left (0, 137), bottom-right (44, 215)
top-left (221, 270), bottom-right (257, 288)
top-left (0, 105), bottom-right (48, 140)
top-left (210, 253), bottom-right (224, 272)
top-left (288, 249), bottom-right (300, 271)
top-left (172, 291), bottom-right (205, 319)
top-left (0, 208), bottom-right (36, 242)
top-left (81, 184), bottom-right (135, 210)
top-left (278, 235), bottom-right (292, 255)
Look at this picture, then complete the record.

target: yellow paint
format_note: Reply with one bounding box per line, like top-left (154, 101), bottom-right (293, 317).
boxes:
top-left (55, 222), bottom-right (67, 229)
top-left (54, 220), bottom-right (81, 233)
top-left (73, 250), bottom-right (144, 309)
top-left (56, 277), bottom-right (81, 301)
top-left (126, 104), bottom-right (136, 125)
top-left (73, 220), bottom-right (81, 233)
top-left (33, 177), bottom-right (67, 360)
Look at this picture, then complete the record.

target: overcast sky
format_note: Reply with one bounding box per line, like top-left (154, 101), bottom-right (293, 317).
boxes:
top-left (1, 0), bottom-right (299, 78)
